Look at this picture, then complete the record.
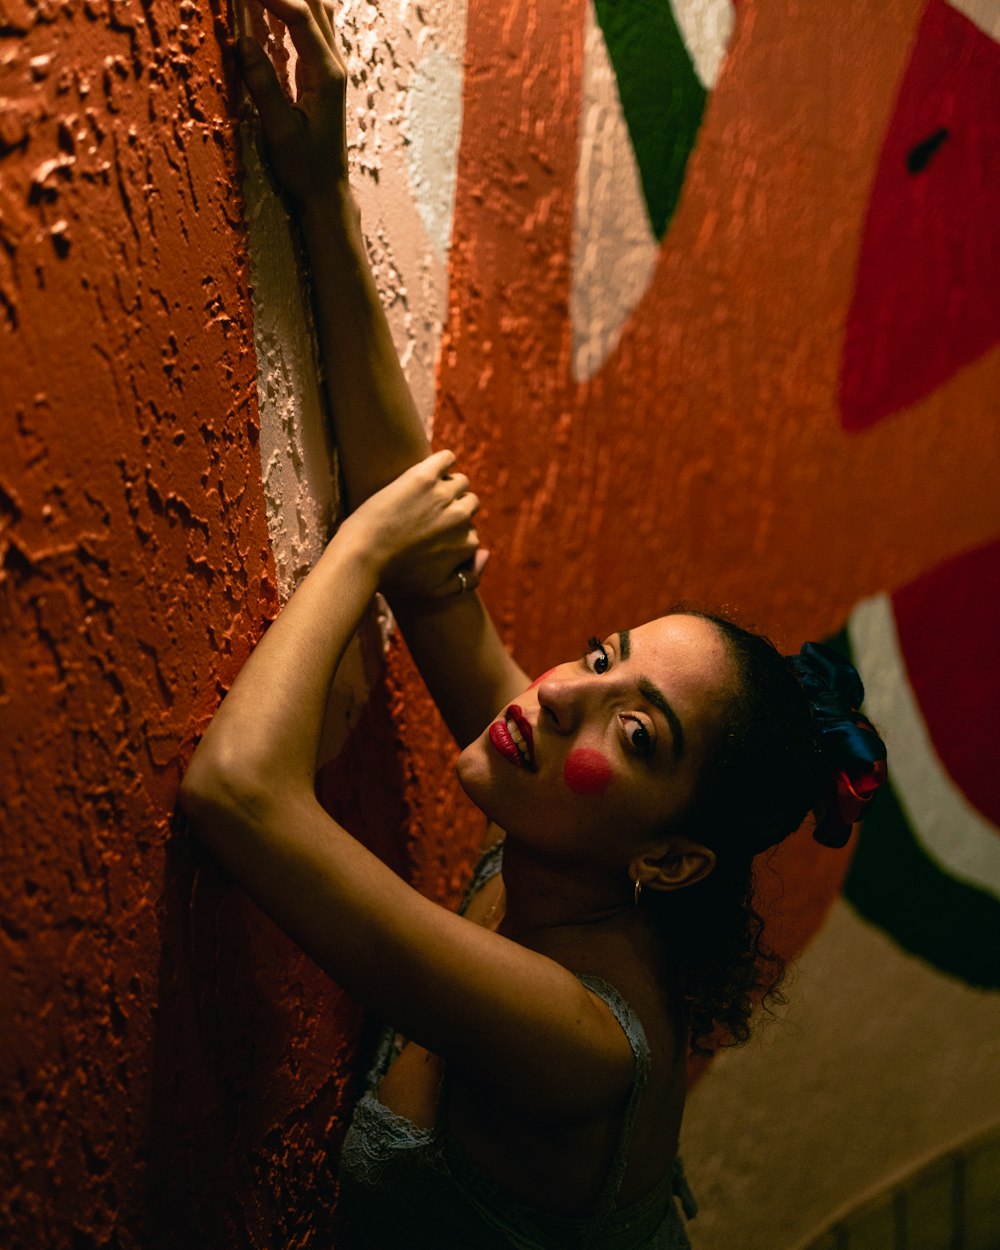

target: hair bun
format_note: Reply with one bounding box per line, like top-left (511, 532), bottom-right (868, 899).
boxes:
top-left (787, 642), bottom-right (888, 848)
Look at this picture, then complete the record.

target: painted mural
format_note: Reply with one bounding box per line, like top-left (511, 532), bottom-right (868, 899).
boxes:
top-left (838, 539), bottom-right (1000, 991)
top-left (839, 0), bottom-right (1000, 429)
top-left (1, 0), bottom-right (997, 1248)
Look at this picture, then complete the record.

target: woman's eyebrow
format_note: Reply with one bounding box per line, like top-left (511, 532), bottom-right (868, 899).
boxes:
top-left (637, 678), bottom-right (685, 761)
top-left (616, 631), bottom-right (685, 760)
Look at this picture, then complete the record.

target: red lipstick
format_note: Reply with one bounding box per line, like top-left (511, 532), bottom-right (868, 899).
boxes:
top-left (488, 705), bottom-right (536, 770)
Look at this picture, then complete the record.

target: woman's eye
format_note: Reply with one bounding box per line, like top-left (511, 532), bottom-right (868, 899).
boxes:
top-left (584, 636), bottom-right (610, 674)
top-left (622, 715), bottom-right (653, 757)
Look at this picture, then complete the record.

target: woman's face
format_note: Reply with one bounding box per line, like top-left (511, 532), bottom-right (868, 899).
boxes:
top-left (456, 614), bottom-right (737, 869)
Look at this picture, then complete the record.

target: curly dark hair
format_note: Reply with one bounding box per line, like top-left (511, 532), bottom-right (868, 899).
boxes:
top-left (649, 611), bottom-right (832, 1056)
top-left (650, 851), bottom-right (781, 1057)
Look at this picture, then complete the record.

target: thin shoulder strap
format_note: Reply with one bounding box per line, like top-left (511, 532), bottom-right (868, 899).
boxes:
top-left (370, 843), bottom-right (505, 1090)
top-left (457, 840), bottom-right (504, 916)
top-left (575, 974), bottom-right (651, 1219)
top-left (427, 843), bottom-right (505, 1127)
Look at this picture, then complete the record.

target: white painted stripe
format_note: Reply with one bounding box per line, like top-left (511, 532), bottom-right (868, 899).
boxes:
top-left (240, 124), bottom-right (338, 602)
top-left (946, 0), bottom-right (1000, 43)
top-left (849, 592), bottom-right (1000, 899)
top-left (670, 0), bottom-right (736, 90)
top-left (405, 45), bottom-right (464, 263)
top-left (570, 2), bottom-right (659, 383)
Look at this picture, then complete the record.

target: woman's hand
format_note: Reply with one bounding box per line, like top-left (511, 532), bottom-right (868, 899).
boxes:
top-left (339, 451), bottom-right (488, 600)
top-left (237, 0), bottom-right (349, 205)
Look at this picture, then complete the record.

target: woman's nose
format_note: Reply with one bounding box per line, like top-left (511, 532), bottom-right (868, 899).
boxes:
top-left (536, 674), bottom-right (594, 734)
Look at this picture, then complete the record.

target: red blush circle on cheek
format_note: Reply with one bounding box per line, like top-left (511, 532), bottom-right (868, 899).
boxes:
top-left (563, 748), bottom-right (614, 797)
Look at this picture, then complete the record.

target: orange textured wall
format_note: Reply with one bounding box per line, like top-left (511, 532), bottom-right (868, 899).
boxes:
top-left (0, 1), bottom-right (368, 1244)
top-left (403, 0), bottom-right (999, 958)
top-left (2, 0), bottom-right (998, 1246)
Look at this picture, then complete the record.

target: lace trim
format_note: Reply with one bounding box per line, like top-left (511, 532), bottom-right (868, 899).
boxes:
top-left (340, 1092), bottom-right (439, 1189)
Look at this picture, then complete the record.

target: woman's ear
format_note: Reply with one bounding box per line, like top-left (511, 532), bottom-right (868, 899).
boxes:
top-left (631, 836), bottom-right (716, 893)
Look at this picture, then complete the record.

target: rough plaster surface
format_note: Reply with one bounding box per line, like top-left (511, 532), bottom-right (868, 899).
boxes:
top-left (239, 120), bottom-right (337, 600)
top-left (405, 44), bottom-right (464, 263)
top-left (682, 900), bottom-right (1000, 1250)
top-left (237, 0), bottom-right (467, 600)
top-left (1, 1), bottom-right (366, 1245)
top-left (235, 0), bottom-right (468, 766)
top-left (2, 0), bottom-right (999, 1245)
top-left (333, 0), bottom-right (467, 435)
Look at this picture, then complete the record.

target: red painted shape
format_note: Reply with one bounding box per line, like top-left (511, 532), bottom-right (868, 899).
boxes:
top-left (563, 747), bottom-right (614, 796)
top-left (528, 667), bottom-right (559, 689)
top-left (839, 0), bottom-right (1000, 429)
top-left (892, 538), bottom-right (1000, 829)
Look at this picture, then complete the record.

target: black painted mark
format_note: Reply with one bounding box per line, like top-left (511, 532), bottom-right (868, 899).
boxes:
top-left (907, 127), bottom-right (950, 174)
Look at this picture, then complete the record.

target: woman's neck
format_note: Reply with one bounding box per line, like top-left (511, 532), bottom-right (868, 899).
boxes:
top-left (493, 835), bottom-right (637, 949)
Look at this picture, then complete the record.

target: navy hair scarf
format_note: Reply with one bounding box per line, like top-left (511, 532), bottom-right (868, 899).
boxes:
top-left (788, 642), bottom-right (888, 848)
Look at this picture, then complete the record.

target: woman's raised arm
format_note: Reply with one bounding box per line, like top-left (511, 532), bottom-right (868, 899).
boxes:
top-left (238, 0), bottom-right (531, 744)
top-left (180, 461), bottom-right (633, 1123)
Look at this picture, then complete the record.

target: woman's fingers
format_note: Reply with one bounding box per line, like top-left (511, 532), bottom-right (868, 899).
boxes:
top-left (302, 0), bottom-right (342, 65)
top-left (250, 0), bottom-right (341, 79)
top-left (238, 38), bottom-right (303, 142)
top-left (441, 547), bottom-right (490, 599)
top-left (457, 491), bottom-right (480, 520)
top-left (471, 547), bottom-right (491, 582)
top-left (425, 448), bottom-right (457, 479)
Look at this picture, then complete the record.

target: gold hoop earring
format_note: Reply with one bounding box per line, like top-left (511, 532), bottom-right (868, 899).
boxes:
top-left (634, 877), bottom-right (642, 907)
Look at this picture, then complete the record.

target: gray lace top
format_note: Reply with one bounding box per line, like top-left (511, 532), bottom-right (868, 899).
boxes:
top-left (338, 845), bottom-right (698, 1249)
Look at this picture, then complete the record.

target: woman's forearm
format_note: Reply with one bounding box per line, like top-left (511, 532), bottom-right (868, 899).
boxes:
top-left (301, 189), bottom-right (430, 510)
top-left (296, 191), bottom-right (529, 744)
top-left (182, 525), bottom-right (379, 808)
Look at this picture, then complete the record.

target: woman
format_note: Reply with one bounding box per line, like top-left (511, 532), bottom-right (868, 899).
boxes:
top-left (181, 2), bottom-right (888, 1245)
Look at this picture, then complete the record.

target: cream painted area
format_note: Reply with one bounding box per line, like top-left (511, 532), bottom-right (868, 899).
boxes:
top-left (683, 901), bottom-right (1000, 1250)
top-left (570, 1), bottom-right (660, 383)
top-left (335, 0), bottom-right (468, 433)
top-left (849, 593), bottom-right (1000, 899)
top-left (671, 0), bottom-right (736, 89)
top-left (237, 0), bottom-right (467, 599)
top-left (946, 0), bottom-right (1000, 42)
top-left (405, 44), bottom-right (465, 262)
top-left (240, 122), bottom-right (370, 762)
top-left (235, 0), bottom-right (467, 752)
top-left (239, 124), bottom-right (338, 602)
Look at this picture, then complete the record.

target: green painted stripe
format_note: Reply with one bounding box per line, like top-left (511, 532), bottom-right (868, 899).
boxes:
top-left (827, 627), bottom-right (1000, 990)
top-left (593, 0), bottom-right (707, 239)
top-left (843, 778), bottom-right (1000, 990)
